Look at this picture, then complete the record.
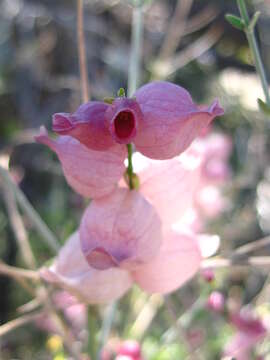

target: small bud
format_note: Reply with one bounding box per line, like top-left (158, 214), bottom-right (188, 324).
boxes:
top-left (258, 98), bottom-right (270, 115)
top-left (201, 268), bottom-right (215, 283)
top-left (103, 97), bottom-right (115, 104)
top-left (117, 340), bottom-right (141, 358)
top-left (207, 291), bottom-right (225, 312)
top-left (117, 88), bottom-right (126, 97)
top-left (225, 14), bottom-right (245, 31)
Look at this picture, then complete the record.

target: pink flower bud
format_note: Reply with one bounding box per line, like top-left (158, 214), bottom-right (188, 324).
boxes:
top-left (207, 291), bottom-right (225, 312)
top-left (117, 340), bottom-right (141, 358)
top-left (201, 268), bottom-right (215, 282)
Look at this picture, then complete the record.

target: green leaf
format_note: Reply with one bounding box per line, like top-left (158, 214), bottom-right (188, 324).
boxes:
top-left (225, 14), bottom-right (245, 31)
top-left (258, 98), bottom-right (270, 115)
top-left (117, 87), bottom-right (126, 97)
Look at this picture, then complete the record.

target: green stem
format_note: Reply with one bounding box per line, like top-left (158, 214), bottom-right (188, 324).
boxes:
top-left (127, 144), bottom-right (134, 190)
top-left (128, 3), bottom-right (144, 97)
top-left (97, 301), bottom-right (118, 360)
top-left (126, 2), bottom-right (144, 189)
top-left (237, 0), bottom-right (270, 105)
top-left (88, 306), bottom-right (98, 359)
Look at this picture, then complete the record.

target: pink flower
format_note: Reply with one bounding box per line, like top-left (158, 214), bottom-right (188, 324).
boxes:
top-left (51, 81), bottom-right (223, 160)
top-left (80, 188), bottom-right (163, 270)
top-left (117, 340), bottom-right (143, 360)
top-left (207, 291), bottom-right (225, 312)
top-left (78, 153), bottom-right (203, 294)
top-left (35, 127), bottom-right (127, 199)
top-left (35, 291), bottom-right (87, 338)
top-left (224, 309), bottom-right (267, 360)
top-left (40, 232), bottom-right (132, 304)
top-left (193, 132), bottom-right (232, 184)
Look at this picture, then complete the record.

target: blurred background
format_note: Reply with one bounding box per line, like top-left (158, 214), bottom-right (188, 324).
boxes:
top-left (0, 0), bottom-right (270, 358)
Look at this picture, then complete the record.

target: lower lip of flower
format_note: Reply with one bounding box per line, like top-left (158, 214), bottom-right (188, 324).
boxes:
top-left (113, 110), bottom-right (136, 143)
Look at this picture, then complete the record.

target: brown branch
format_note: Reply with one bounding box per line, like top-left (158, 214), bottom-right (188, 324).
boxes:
top-left (2, 185), bottom-right (36, 269)
top-left (0, 311), bottom-right (43, 337)
top-left (164, 296), bottom-right (199, 360)
top-left (77, 0), bottom-right (90, 102)
top-left (202, 256), bottom-right (270, 269)
top-left (152, 24), bottom-right (223, 79)
top-left (0, 261), bottom-right (39, 281)
top-left (169, 24), bottom-right (223, 72)
top-left (159, 0), bottom-right (194, 60)
top-left (183, 5), bottom-right (219, 36)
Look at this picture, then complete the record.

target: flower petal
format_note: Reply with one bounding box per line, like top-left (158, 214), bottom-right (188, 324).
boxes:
top-left (35, 127), bottom-right (127, 199)
top-left (134, 81), bottom-right (224, 160)
top-left (40, 232), bottom-right (132, 304)
top-left (52, 101), bottom-right (114, 151)
top-left (80, 188), bottom-right (163, 270)
top-left (132, 230), bottom-right (201, 294)
top-left (132, 151), bottom-right (201, 227)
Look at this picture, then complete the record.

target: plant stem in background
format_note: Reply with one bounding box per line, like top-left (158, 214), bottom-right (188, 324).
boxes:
top-left (97, 301), bottom-right (118, 360)
top-left (2, 185), bottom-right (36, 269)
top-left (237, 0), bottom-right (270, 105)
top-left (128, 2), bottom-right (144, 97)
top-left (0, 165), bottom-right (60, 253)
top-left (77, 0), bottom-right (90, 102)
top-left (164, 296), bottom-right (199, 360)
top-left (126, 1), bottom-right (144, 189)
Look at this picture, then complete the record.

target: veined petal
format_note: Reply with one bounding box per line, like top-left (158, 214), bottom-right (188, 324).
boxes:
top-left (134, 81), bottom-right (224, 160)
top-left (35, 127), bottom-right (127, 199)
top-left (52, 101), bottom-right (114, 151)
top-left (132, 230), bottom-right (201, 294)
top-left (40, 232), bottom-right (132, 304)
top-left (132, 151), bottom-right (202, 227)
top-left (80, 188), bottom-right (163, 270)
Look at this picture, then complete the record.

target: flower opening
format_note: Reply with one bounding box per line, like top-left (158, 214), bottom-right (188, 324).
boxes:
top-left (114, 110), bottom-right (136, 140)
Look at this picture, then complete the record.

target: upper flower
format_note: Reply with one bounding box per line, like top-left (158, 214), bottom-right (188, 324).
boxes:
top-left (51, 81), bottom-right (224, 160)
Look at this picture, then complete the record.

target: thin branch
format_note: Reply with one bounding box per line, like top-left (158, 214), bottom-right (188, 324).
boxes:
top-left (128, 3), bottom-right (144, 97)
top-left (232, 236), bottom-right (270, 258)
top-left (159, 0), bottom-right (193, 60)
top-left (0, 261), bottom-right (39, 281)
top-left (77, 0), bottom-right (90, 102)
top-left (164, 296), bottom-right (199, 360)
top-left (0, 165), bottom-right (60, 253)
top-left (129, 294), bottom-right (163, 339)
top-left (237, 0), bottom-right (270, 105)
top-left (152, 24), bottom-right (223, 79)
top-left (97, 301), bottom-right (117, 360)
top-left (0, 311), bottom-right (43, 337)
top-left (2, 185), bottom-right (36, 269)
top-left (202, 256), bottom-right (270, 269)
top-left (183, 5), bottom-right (219, 36)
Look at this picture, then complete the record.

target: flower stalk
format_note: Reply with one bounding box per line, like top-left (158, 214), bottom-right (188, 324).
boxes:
top-left (236, 0), bottom-right (270, 106)
top-left (126, 1), bottom-right (144, 190)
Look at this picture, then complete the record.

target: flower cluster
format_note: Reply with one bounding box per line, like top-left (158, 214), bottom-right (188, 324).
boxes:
top-left (37, 81), bottom-right (225, 303)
